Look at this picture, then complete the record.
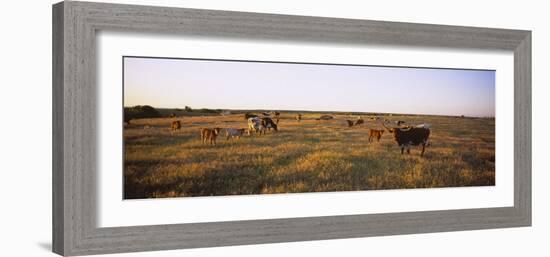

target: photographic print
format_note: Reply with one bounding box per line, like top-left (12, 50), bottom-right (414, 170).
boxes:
top-left (123, 57), bottom-right (495, 199)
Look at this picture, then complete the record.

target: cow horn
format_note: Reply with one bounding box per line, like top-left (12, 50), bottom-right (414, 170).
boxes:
top-left (399, 125), bottom-right (413, 131)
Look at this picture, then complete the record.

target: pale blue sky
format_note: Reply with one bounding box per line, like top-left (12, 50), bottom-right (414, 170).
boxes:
top-left (124, 57), bottom-right (495, 117)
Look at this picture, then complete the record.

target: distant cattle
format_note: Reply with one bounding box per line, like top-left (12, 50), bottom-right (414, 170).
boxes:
top-left (247, 117), bottom-right (265, 135)
top-left (171, 120), bottom-right (181, 132)
top-left (346, 120), bottom-right (355, 127)
top-left (200, 127), bottom-right (222, 145)
top-left (262, 117), bottom-right (278, 132)
top-left (316, 115), bottom-right (334, 121)
top-left (225, 128), bottom-right (246, 140)
top-left (355, 117), bottom-right (364, 126)
top-left (368, 129), bottom-right (384, 142)
top-left (273, 112), bottom-right (280, 124)
top-left (382, 123), bottom-right (431, 156)
top-left (295, 114), bottom-right (302, 122)
top-left (169, 113), bottom-right (176, 118)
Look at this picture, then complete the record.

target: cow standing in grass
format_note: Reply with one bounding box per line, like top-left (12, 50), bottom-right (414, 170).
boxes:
top-left (274, 111), bottom-right (280, 124)
top-left (368, 129), bottom-right (384, 142)
top-left (355, 117), bottom-right (364, 126)
top-left (261, 117), bottom-right (278, 132)
top-left (171, 120), bottom-right (181, 132)
top-left (226, 128), bottom-right (246, 140)
top-left (382, 122), bottom-right (430, 156)
top-left (248, 117), bottom-right (265, 135)
top-left (200, 127), bottom-right (221, 145)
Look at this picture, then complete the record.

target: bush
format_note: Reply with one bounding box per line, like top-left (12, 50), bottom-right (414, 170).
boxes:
top-left (124, 105), bottom-right (160, 123)
top-left (198, 108), bottom-right (220, 114)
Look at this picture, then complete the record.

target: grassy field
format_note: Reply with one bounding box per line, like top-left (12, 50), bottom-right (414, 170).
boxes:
top-left (123, 112), bottom-right (495, 199)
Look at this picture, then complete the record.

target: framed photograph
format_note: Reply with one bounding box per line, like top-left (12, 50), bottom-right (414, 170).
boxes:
top-left (53, 1), bottom-right (531, 256)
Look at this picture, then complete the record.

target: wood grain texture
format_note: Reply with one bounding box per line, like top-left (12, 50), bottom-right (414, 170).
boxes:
top-left (52, 2), bottom-right (65, 255)
top-left (52, 1), bottom-right (532, 256)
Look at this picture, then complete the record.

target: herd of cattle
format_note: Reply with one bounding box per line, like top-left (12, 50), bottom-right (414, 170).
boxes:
top-left (167, 112), bottom-right (431, 156)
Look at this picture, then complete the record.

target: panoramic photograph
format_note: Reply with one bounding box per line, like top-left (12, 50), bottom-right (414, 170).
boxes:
top-left (123, 56), bottom-right (495, 199)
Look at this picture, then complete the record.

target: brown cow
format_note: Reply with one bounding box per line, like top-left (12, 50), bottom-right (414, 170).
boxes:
top-left (171, 120), bottom-right (181, 132)
top-left (346, 120), bottom-right (354, 127)
top-left (274, 112), bottom-right (280, 124)
top-left (368, 129), bottom-right (385, 142)
top-left (200, 127), bottom-right (222, 145)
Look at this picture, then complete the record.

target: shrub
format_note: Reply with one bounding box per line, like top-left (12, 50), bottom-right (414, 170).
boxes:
top-left (124, 105), bottom-right (160, 123)
top-left (198, 108), bottom-right (220, 114)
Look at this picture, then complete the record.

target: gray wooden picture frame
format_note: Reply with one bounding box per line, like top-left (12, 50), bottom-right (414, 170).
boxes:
top-left (52, 1), bottom-right (531, 256)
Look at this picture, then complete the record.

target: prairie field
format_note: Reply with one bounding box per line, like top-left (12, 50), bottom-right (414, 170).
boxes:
top-left (124, 112), bottom-right (495, 199)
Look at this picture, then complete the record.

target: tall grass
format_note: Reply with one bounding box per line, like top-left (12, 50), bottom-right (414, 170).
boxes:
top-left (124, 113), bottom-right (495, 199)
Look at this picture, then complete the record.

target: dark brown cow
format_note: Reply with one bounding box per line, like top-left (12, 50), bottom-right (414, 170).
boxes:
top-left (261, 117), bottom-right (278, 132)
top-left (382, 123), bottom-right (430, 156)
top-left (317, 115), bottom-right (333, 120)
top-left (274, 112), bottom-right (280, 124)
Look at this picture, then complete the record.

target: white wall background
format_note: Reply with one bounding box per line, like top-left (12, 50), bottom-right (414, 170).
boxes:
top-left (0, 0), bottom-right (547, 256)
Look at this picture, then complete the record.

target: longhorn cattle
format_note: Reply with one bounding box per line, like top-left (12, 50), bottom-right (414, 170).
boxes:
top-left (368, 129), bottom-right (384, 142)
top-left (225, 128), bottom-right (246, 140)
top-left (382, 122), bottom-right (430, 156)
top-left (200, 127), bottom-right (222, 145)
top-left (247, 117), bottom-right (265, 135)
top-left (261, 117), bottom-right (278, 132)
top-left (355, 117), bottom-right (364, 126)
top-left (171, 120), bottom-right (181, 132)
top-left (273, 112), bottom-right (280, 124)
top-left (316, 115), bottom-right (334, 120)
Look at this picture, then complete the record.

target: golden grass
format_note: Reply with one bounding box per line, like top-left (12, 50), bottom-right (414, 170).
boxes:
top-left (124, 113), bottom-right (495, 199)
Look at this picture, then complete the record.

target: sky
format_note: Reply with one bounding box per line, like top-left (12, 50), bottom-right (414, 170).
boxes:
top-left (123, 57), bottom-right (495, 117)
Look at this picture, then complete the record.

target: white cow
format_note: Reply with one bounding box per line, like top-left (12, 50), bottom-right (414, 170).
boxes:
top-left (247, 117), bottom-right (265, 135)
top-left (225, 128), bottom-right (246, 140)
